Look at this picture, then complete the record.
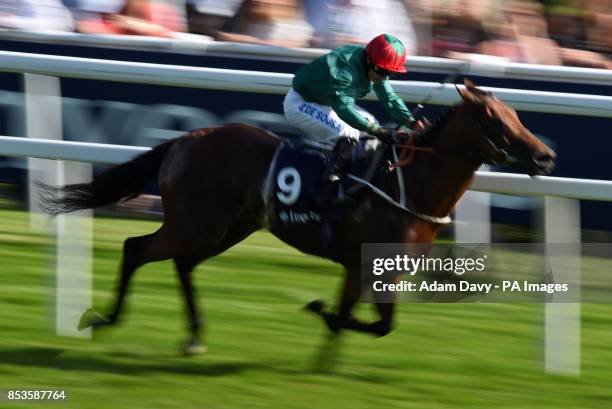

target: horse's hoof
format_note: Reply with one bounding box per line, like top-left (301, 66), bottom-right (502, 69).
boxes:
top-left (78, 308), bottom-right (110, 331)
top-left (304, 300), bottom-right (326, 314)
top-left (181, 340), bottom-right (207, 356)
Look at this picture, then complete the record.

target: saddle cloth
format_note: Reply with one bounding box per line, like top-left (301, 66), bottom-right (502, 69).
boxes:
top-left (264, 138), bottom-right (383, 228)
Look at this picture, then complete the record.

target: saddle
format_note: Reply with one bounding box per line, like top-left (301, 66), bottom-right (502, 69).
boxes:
top-left (263, 137), bottom-right (389, 228)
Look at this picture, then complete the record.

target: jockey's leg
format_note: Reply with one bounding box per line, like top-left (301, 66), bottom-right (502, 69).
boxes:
top-left (283, 87), bottom-right (357, 142)
top-left (284, 90), bottom-right (382, 207)
top-left (314, 136), bottom-right (358, 207)
top-left (325, 136), bottom-right (358, 183)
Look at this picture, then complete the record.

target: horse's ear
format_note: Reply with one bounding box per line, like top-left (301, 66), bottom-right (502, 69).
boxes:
top-left (458, 79), bottom-right (478, 103)
top-left (464, 79), bottom-right (477, 91)
top-left (465, 78), bottom-right (491, 97)
top-left (458, 78), bottom-right (488, 103)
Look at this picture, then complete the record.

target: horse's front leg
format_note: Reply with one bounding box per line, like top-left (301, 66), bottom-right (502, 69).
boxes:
top-left (306, 268), bottom-right (395, 337)
top-left (368, 302), bottom-right (394, 336)
top-left (305, 268), bottom-right (359, 332)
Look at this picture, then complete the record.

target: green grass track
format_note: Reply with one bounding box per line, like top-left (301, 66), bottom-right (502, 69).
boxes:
top-left (0, 209), bottom-right (611, 408)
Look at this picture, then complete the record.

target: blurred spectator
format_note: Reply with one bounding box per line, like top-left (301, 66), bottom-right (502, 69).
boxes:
top-left (75, 0), bottom-right (185, 37)
top-left (503, 1), bottom-right (562, 65)
top-left (537, 0), bottom-right (587, 49)
top-left (430, 3), bottom-right (488, 58)
top-left (533, 0), bottom-right (611, 67)
top-left (583, 1), bottom-right (611, 53)
top-left (403, 0), bottom-right (436, 56)
top-left (425, 0), bottom-right (565, 66)
top-left (0, 0), bottom-right (74, 31)
top-left (575, 0), bottom-right (612, 68)
top-left (70, 0), bottom-right (124, 13)
top-left (215, 0), bottom-right (313, 48)
top-left (306, 0), bottom-right (417, 54)
top-left (301, 0), bottom-right (325, 46)
top-left (185, 0), bottom-right (242, 36)
top-left (477, 21), bottom-right (526, 62)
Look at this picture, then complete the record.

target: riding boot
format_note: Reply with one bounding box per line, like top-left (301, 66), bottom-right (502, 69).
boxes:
top-left (314, 137), bottom-right (357, 208)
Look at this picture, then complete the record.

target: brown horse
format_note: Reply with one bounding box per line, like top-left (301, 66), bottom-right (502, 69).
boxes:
top-left (40, 81), bottom-right (556, 355)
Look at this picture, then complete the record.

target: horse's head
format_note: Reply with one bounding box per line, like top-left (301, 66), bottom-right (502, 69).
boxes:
top-left (457, 79), bottom-right (556, 176)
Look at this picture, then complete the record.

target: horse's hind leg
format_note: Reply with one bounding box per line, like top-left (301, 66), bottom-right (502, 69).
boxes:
top-left (173, 222), bottom-right (259, 356)
top-left (174, 254), bottom-right (206, 355)
top-left (79, 226), bottom-right (179, 331)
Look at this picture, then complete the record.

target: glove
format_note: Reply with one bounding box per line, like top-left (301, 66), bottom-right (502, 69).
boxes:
top-left (372, 127), bottom-right (404, 145)
top-left (406, 117), bottom-right (432, 131)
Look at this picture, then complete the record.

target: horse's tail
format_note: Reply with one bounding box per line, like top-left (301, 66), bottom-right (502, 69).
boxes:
top-left (38, 139), bottom-right (176, 216)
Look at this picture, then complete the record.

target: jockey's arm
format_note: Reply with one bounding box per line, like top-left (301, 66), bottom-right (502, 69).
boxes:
top-left (331, 94), bottom-right (408, 143)
top-left (373, 80), bottom-right (415, 128)
top-left (332, 97), bottom-right (403, 144)
top-left (331, 95), bottom-right (374, 133)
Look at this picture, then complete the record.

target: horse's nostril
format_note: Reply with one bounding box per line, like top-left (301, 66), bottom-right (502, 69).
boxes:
top-left (533, 151), bottom-right (556, 166)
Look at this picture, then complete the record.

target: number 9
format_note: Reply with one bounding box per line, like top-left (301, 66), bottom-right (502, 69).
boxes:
top-left (276, 167), bottom-right (301, 205)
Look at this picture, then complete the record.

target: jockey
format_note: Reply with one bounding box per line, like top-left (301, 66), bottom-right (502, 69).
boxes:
top-left (283, 34), bottom-right (420, 206)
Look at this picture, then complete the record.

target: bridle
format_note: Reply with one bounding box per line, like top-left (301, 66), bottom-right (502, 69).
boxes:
top-left (391, 87), bottom-right (518, 169)
top-left (371, 81), bottom-right (522, 225)
top-left (461, 89), bottom-right (519, 166)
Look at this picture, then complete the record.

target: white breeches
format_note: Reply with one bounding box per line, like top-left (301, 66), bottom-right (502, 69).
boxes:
top-left (283, 87), bottom-right (377, 143)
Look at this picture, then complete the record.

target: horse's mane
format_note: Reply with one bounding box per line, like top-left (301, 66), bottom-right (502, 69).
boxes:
top-left (417, 104), bottom-right (459, 145)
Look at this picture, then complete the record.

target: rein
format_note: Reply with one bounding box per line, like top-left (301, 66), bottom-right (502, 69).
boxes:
top-left (388, 69), bottom-right (465, 170)
top-left (390, 100), bottom-right (518, 170)
top-left (363, 82), bottom-right (519, 225)
top-left (347, 173), bottom-right (452, 225)
top-left (391, 134), bottom-right (434, 169)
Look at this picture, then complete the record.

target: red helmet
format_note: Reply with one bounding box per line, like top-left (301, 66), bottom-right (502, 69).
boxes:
top-left (365, 34), bottom-right (407, 73)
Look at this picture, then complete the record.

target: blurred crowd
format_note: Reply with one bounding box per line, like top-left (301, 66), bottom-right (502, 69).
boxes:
top-left (0, 0), bottom-right (610, 68)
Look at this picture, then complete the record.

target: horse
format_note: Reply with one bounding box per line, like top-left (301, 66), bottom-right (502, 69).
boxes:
top-left (39, 80), bottom-right (556, 355)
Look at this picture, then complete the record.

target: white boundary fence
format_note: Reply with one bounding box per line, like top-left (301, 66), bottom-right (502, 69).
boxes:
top-left (2, 52), bottom-right (612, 118)
top-left (2, 135), bottom-right (612, 199)
top-left (2, 31), bottom-right (612, 85)
top-left (2, 51), bottom-right (611, 376)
